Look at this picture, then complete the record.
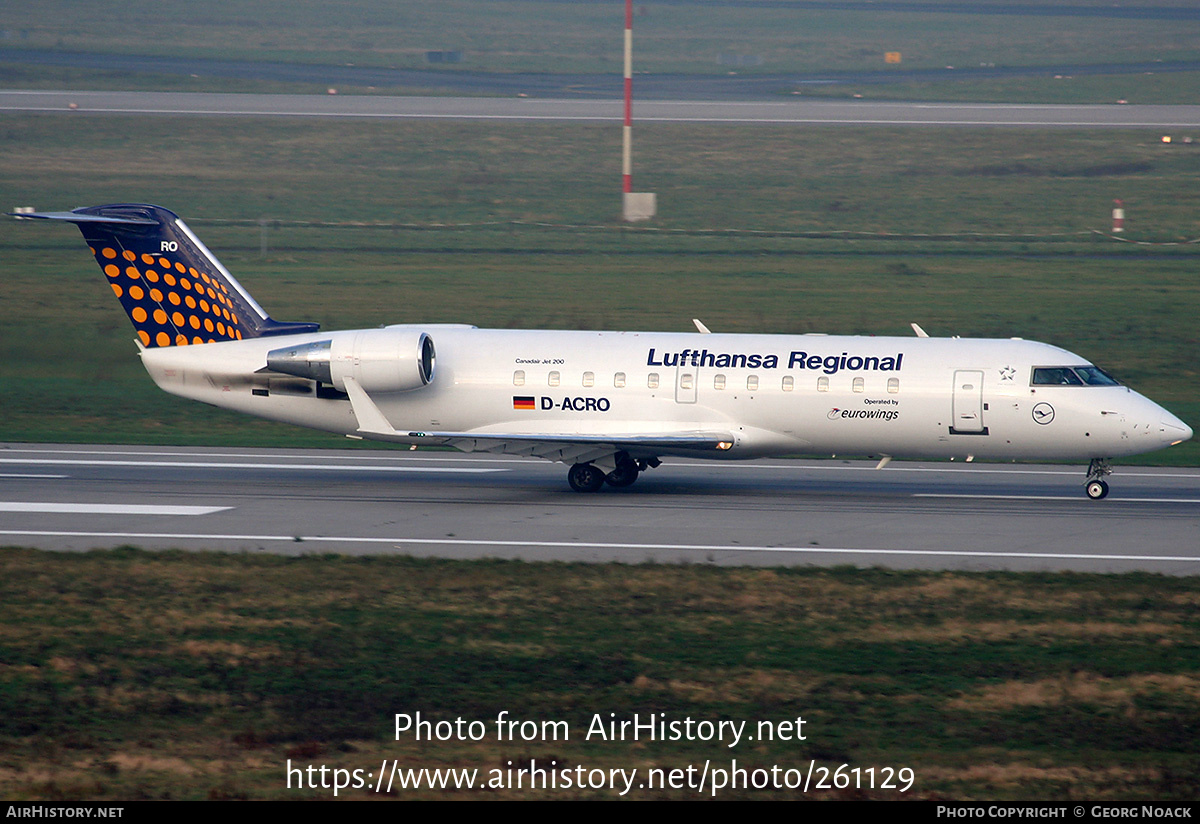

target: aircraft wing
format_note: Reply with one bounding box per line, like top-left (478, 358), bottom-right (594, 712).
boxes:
top-left (408, 431), bottom-right (735, 464)
top-left (341, 376), bottom-right (733, 463)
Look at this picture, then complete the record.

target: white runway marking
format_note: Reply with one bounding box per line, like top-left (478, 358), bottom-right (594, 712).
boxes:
top-left (915, 494), bottom-right (1200, 504)
top-left (5, 449), bottom-right (1198, 480)
top-left (0, 473), bottom-right (68, 479)
top-left (0, 458), bottom-right (506, 474)
top-left (0, 503), bottom-right (231, 515)
top-left (0, 530), bottom-right (1195, 564)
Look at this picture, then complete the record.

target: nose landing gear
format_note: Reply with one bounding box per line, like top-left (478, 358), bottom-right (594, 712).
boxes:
top-left (1085, 458), bottom-right (1112, 500)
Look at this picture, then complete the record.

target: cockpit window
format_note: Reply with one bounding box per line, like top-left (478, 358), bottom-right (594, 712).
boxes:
top-left (1032, 366), bottom-right (1121, 387)
top-left (1075, 366), bottom-right (1121, 386)
top-left (1032, 367), bottom-right (1083, 386)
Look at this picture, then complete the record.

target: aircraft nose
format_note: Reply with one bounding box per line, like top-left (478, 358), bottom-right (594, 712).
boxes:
top-left (1162, 413), bottom-right (1193, 445)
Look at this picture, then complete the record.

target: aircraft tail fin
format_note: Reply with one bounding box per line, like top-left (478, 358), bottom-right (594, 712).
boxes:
top-left (16, 204), bottom-right (319, 347)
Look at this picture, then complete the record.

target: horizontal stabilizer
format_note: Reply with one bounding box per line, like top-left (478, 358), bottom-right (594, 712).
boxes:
top-left (14, 211), bottom-right (157, 225)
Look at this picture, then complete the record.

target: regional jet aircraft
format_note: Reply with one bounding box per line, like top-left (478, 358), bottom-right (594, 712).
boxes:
top-left (18, 204), bottom-right (1192, 498)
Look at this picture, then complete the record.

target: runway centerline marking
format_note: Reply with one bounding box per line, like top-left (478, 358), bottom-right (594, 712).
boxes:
top-left (0, 503), bottom-right (231, 515)
top-left (0, 530), bottom-right (1195, 564)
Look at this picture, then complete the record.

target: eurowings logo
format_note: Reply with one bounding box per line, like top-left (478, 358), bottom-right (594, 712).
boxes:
top-left (829, 407), bottom-right (900, 422)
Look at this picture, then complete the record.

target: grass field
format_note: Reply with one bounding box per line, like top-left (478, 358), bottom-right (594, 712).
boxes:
top-left (6, 0), bottom-right (1199, 74)
top-left (2, 1), bottom-right (1200, 103)
top-left (2, 114), bottom-right (1196, 462)
top-left (1, 549), bottom-right (1197, 800)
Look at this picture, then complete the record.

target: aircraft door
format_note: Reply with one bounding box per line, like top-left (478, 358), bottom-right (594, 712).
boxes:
top-left (951, 369), bottom-right (987, 434)
top-left (675, 363), bottom-right (698, 404)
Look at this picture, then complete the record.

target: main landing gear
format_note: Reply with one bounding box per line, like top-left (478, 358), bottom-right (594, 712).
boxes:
top-left (1085, 458), bottom-right (1112, 500)
top-left (567, 462), bottom-right (606, 492)
top-left (567, 454), bottom-right (659, 492)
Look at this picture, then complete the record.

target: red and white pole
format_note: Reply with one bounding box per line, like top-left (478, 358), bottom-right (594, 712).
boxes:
top-left (623, 0), bottom-right (633, 194)
top-left (1112, 199), bottom-right (1125, 233)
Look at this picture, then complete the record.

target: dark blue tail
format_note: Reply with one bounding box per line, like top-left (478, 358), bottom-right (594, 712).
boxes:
top-left (17, 204), bottom-right (318, 348)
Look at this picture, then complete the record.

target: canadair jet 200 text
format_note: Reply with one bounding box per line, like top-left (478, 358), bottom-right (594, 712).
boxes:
top-left (17, 204), bottom-right (1192, 498)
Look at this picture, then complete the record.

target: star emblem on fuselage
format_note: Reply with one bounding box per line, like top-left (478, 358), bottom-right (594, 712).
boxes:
top-left (999, 365), bottom-right (1016, 382)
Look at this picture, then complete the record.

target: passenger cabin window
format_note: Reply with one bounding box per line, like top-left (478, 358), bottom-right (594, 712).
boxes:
top-left (648, 373), bottom-right (660, 389)
top-left (853, 377), bottom-right (865, 393)
top-left (513, 370), bottom-right (525, 386)
top-left (614, 372), bottom-right (626, 388)
top-left (888, 377), bottom-right (900, 394)
top-left (714, 374), bottom-right (727, 390)
top-left (548, 370), bottom-right (560, 387)
top-left (582, 371), bottom-right (594, 387)
top-left (817, 376), bottom-right (829, 392)
top-left (680, 374), bottom-right (694, 390)
top-left (747, 375), bottom-right (759, 391)
top-left (782, 376), bottom-right (794, 392)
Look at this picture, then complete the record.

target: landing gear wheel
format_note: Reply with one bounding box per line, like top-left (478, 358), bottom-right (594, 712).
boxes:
top-left (1084, 458), bottom-right (1113, 501)
top-left (568, 462), bottom-right (606, 493)
top-left (605, 461), bottom-right (640, 488)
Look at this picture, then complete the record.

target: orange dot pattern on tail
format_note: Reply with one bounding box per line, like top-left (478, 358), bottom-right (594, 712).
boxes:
top-left (92, 246), bottom-right (243, 347)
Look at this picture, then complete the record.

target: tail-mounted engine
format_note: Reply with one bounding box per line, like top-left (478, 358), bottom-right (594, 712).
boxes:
top-left (265, 328), bottom-right (435, 393)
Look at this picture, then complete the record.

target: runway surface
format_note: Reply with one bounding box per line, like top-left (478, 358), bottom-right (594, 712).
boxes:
top-left (1, 444), bottom-right (1196, 573)
top-left (6, 46), bottom-right (1200, 99)
top-left (4, 90), bottom-right (1200, 128)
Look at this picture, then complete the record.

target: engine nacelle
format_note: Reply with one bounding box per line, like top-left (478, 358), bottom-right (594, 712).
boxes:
top-left (266, 328), bottom-right (435, 393)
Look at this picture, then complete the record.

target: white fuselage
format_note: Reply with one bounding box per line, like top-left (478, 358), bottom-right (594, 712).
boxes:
top-left (138, 325), bottom-right (1192, 463)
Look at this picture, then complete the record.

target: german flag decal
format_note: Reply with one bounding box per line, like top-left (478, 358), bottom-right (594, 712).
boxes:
top-left (513, 396), bottom-right (536, 410)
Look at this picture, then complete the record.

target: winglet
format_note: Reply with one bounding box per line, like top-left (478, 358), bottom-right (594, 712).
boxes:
top-left (910, 322), bottom-right (930, 338)
top-left (693, 318), bottom-right (712, 334)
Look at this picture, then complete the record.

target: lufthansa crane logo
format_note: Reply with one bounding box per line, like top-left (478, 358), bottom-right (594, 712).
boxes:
top-left (1032, 402), bottom-right (1055, 425)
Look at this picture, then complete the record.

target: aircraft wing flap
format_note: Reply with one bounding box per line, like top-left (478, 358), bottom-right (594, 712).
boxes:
top-left (420, 431), bottom-right (734, 449)
top-left (415, 431), bottom-right (736, 465)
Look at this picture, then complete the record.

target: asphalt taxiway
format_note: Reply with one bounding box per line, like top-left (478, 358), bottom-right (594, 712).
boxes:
top-left (1, 444), bottom-right (1196, 573)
